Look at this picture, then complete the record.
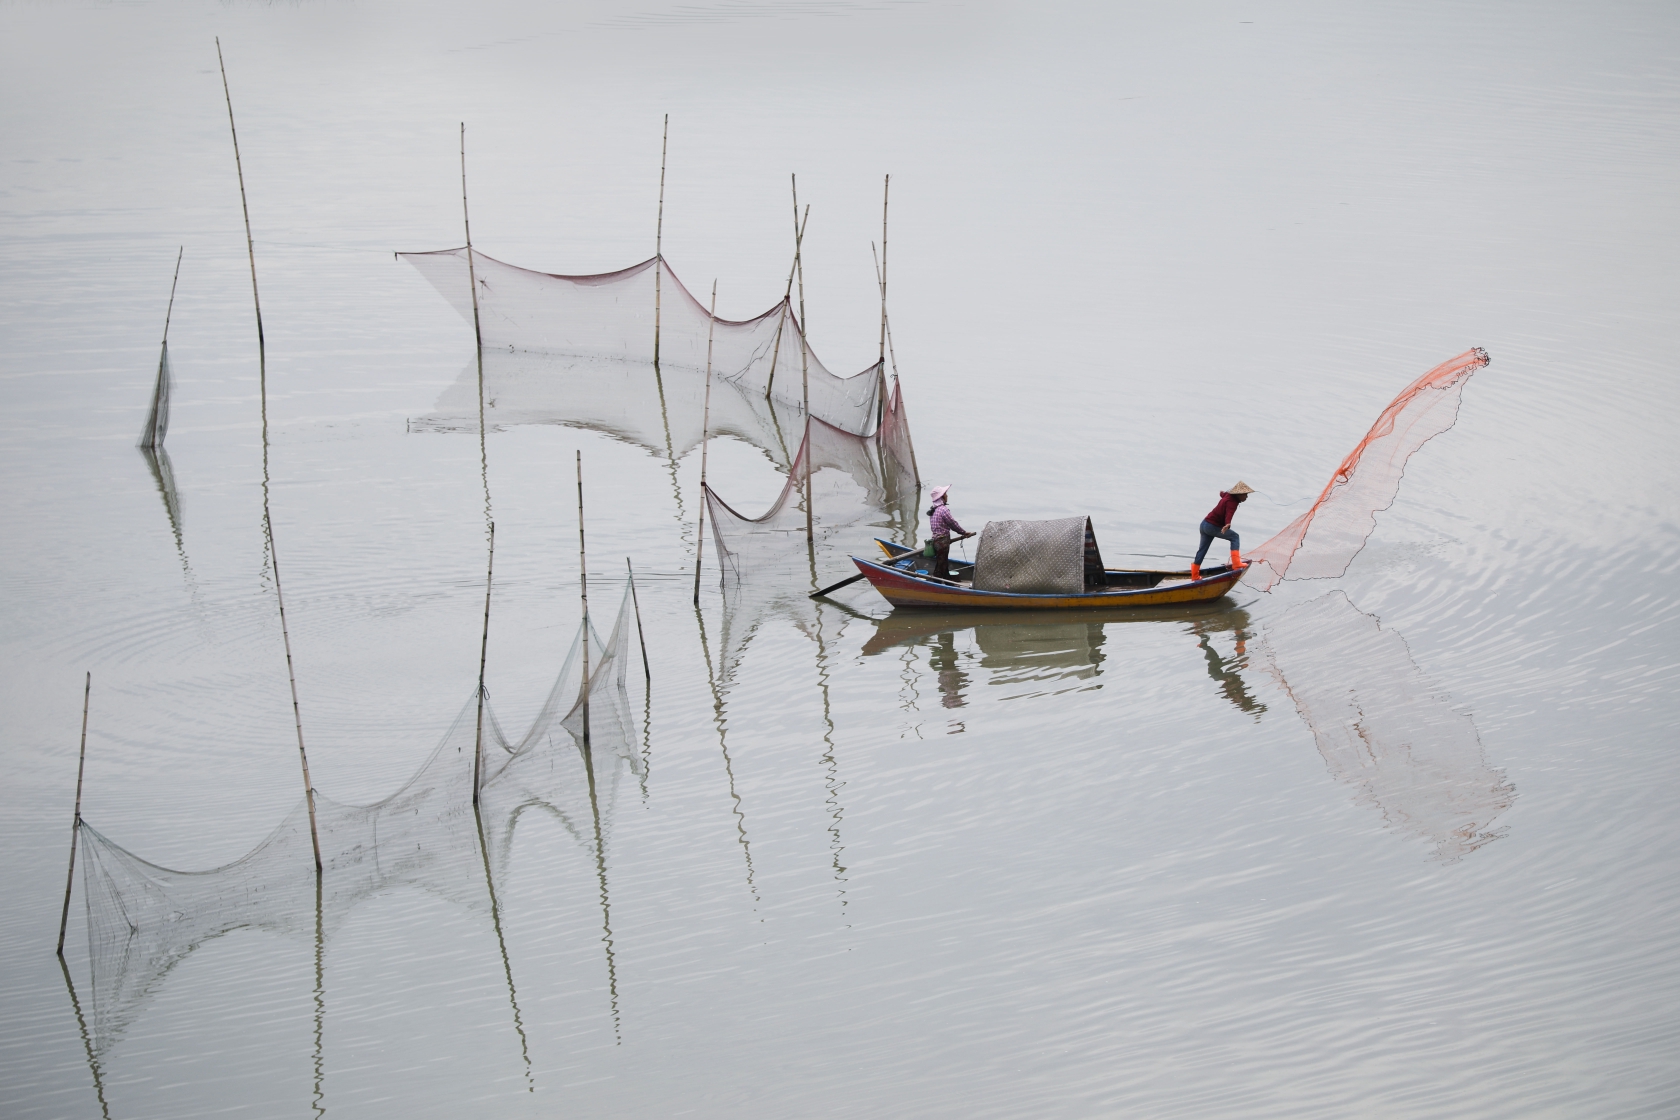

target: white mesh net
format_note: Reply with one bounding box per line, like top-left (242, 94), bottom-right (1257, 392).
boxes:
top-left (399, 249), bottom-right (883, 438)
top-left (703, 379), bottom-right (919, 585)
top-left (138, 341), bottom-right (171, 450)
top-left (73, 585), bottom-right (642, 1057)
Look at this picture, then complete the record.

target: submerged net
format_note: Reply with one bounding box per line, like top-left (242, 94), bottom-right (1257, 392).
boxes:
top-left (1258, 590), bottom-right (1514, 861)
top-left (73, 585), bottom-right (642, 1058)
top-left (138, 341), bottom-right (171, 450)
top-left (399, 249), bottom-right (884, 438)
top-left (1247, 348), bottom-right (1490, 591)
top-left (971, 517), bottom-right (1103, 595)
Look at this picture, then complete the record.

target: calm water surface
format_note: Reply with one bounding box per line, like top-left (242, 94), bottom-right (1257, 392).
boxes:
top-left (2, 2), bottom-right (1677, 1117)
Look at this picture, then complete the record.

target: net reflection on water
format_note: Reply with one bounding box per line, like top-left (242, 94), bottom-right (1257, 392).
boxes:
top-left (1258, 590), bottom-right (1515, 862)
top-left (861, 595), bottom-right (1512, 863)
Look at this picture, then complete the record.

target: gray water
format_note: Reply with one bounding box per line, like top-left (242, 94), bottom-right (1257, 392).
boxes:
top-left (3, 2), bottom-right (1678, 1116)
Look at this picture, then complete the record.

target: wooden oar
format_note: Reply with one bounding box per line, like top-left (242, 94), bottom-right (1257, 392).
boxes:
top-left (810, 572), bottom-right (866, 599)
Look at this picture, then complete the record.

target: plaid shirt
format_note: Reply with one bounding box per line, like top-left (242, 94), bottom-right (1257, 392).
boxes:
top-left (929, 504), bottom-right (965, 538)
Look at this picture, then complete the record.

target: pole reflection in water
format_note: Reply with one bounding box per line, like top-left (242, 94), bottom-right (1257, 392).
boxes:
top-left (1258, 590), bottom-right (1515, 861)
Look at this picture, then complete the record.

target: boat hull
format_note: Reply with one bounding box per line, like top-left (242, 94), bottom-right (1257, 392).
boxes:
top-left (851, 554), bottom-right (1246, 610)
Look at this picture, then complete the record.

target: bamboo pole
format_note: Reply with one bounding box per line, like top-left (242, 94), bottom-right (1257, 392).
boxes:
top-left (627, 558), bottom-right (650, 684)
top-left (578, 451), bottom-right (591, 753)
top-left (653, 114), bottom-right (668, 368)
top-left (873, 242), bottom-right (920, 484)
top-left (461, 124), bottom-right (484, 351)
top-left (163, 246), bottom-right (184, 346)
top-left (142, 248), bottom-right (183, 451)
top-left (55, 673), bottom-right (91, 956)
top-left (217, 40), bottom-right (264, 365)
top-left (693, 280), bottom-right (718, 604)
top-left (218, 38), bottom-right (322, 873)
top-left (472, 522), bottom-right (495, 805)
top-left (795, 180), bottom-right (813, 547)
top-left (764, 200), bottom-right (809, 400)
top-left (878, 174), bottom-right (889, 373)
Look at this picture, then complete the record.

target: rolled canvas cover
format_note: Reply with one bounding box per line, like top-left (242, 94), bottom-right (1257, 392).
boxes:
top-left (972, 516), bottom-right (1097, 595)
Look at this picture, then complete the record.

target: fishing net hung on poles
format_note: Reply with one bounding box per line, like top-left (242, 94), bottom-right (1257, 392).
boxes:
top-left (1247, 348), bottom-right (1490, 591)
top-left (398, 248), bottom-right (884, 438)
top-left (138, 341), bottom-right (172, 450)
top-left (703, 378), bottom-right (920, 585)
top-left (72, 584), bottom-right (643, 1059)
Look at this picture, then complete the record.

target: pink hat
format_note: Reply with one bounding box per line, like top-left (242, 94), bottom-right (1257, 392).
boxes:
top-left (929, 485), bottom-right (951, 504)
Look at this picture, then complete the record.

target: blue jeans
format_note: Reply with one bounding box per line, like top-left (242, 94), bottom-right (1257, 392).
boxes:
top-left (1194, 520), bottom-right (1239, 565)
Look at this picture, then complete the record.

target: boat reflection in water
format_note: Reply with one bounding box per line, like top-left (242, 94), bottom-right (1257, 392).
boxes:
top-left (862, 603), bottom-right (1260, 715)
top-left (1257, 590), bottom-right (1514, 862)
top-left (865, 594), bottom-right (1512, 860)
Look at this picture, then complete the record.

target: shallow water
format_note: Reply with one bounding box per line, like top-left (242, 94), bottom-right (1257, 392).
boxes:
top-left (3, 2), bottom-right (1678, 1117)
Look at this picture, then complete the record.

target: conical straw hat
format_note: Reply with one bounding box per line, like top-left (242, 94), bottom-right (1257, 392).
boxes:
top-left (1228, 481), bottom-right (1255, 494)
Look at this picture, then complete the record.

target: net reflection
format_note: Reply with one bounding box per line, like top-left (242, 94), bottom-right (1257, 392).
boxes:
top-left (1258, 590), bottom-right (1514, 861)
top-left (410, 349), bottom-right (810, 469)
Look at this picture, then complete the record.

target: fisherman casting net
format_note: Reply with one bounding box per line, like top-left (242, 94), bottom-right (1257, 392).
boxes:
top-left (71, 585), bottom-right (642, 1058)
top-left (1248, 348), bottom-right (1490, 591)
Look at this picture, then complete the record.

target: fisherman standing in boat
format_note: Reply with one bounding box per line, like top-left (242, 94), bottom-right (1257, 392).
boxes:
top-left (926, 485), bottom-right (972, 581)
top-left (1191, 481), bottom-right (1254, 581)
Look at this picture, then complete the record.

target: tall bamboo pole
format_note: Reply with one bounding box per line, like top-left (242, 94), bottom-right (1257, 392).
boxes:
top-left (795, 178), bottom-right (813, 547)
top-left (141, 248), bottom-right (183, 451)
top-left (163, 246), bottom-right (184, 345)
top-left (765, 197), bottom-right (809, 401)
top-left (218, 38), bottom-right (322, 873)
top-left (55, 673), bottom-right (91, 956)
top-left (218, 40), bottom-right (264, 363)
top-left (577, 452), bottom-right (591, 753)
top-left (461, 124), bottom-right (484, 350)
top-left (875, 243), bottom-right (920, 489)
top-left (878, 174), bottom-right (889, 374)
top-left (693, 280), bottom-right (718, 604)
top-left (464, 123), bottom-right (495, 807)
top-left (653, 114), bottom-right (668, 367)
top-left (627, 558), bottom-right (651, 684)
top-left (472, 522), bottom-right (495, 805)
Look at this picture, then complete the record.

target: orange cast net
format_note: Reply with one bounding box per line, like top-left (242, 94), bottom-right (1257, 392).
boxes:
top-left (1247, 347), bottom-right (1490, 591)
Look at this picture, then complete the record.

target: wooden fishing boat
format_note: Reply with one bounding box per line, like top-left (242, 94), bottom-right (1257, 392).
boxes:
top-left (852, 518), bottom-right (1246, 610)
